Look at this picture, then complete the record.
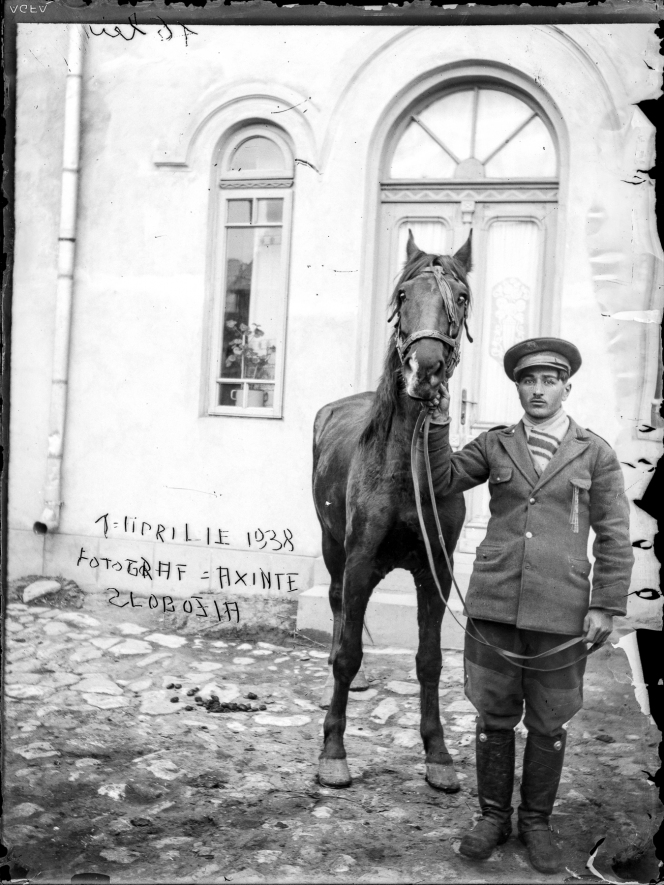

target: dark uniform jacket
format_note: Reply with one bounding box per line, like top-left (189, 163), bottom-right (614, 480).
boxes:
top-left (421, 417), bottom-right (634, 636)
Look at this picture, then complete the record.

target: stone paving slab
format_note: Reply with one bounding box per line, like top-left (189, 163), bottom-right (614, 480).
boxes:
top-left (2, 600), bottom-right (662, 884)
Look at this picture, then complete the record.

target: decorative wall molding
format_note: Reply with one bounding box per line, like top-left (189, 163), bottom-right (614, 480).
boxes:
top-left (219, 179), bottom-right (293, 189)
top-left (381, 185), bottom-right (559, 203)
top-left (152, 84), bottom-right (318, 171)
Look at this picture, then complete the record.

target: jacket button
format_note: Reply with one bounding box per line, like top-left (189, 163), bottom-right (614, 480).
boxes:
top-left (554, 741), bottom-right (562, 751)
top-left (529, 498), bottom-right (536, 504)
top-left (525, 532), bottom-right (533, 539)
top-left (525, 564), bottom-right (531, 570)
top-left (479, 733), bottom-right (487, 742)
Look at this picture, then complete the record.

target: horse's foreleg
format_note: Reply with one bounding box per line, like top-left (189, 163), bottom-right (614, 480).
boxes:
top-left (319, 557), bottom-right (379, 788)
top-left (321, 581), bottom-right (343, 709)
top-left (414, 566), bottom-right (460, 794)
top-left (320, 534), bottom-right (345, 709)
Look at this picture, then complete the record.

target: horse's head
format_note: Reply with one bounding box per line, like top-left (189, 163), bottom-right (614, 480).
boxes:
top-left (389, 230), bottom-right (473, 402)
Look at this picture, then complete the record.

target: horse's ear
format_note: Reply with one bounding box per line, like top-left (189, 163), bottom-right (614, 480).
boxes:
top-left (453, 231), bottom-right (473, 274)
top-left (406, 228), bottom-right (420, 262)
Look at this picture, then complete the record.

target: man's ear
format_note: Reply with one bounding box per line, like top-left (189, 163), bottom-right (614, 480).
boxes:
top-left (562, 383), bottom-right (572, 400)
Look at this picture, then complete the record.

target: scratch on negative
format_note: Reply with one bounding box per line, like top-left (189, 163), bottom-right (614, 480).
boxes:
top-left (272, 98), bottom-right (311, 114)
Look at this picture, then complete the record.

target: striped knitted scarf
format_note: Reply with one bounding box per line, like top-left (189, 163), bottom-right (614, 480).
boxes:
top-left (521, 408), bottom-right (570, 476)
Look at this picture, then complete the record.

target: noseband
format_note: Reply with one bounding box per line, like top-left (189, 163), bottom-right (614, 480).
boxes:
top-left (391, 265), bottom-right (469, 376)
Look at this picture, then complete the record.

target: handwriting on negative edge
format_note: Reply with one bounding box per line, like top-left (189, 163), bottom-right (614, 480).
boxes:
top-left (108, 589), bottom-right (240, 622)
top-left (78, 549), bottom-right (300, 592)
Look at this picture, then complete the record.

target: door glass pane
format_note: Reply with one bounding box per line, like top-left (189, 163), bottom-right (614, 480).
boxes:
top-left (396, 220), bottom-right (453, 266)
top-left (229, 137), bottom-right (287, 172)
top-left (477, 220), bottom-right (541, 424)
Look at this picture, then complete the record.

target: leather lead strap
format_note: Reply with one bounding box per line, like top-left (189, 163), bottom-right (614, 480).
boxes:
top-left (410, 409), bottom-right (589, 672)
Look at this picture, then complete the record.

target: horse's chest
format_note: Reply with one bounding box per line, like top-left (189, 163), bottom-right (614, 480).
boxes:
top-left (378, 515), bottom-right (425, 567)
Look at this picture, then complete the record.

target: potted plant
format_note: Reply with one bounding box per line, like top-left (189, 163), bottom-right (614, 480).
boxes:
top-left (225, 321), bottom-right (276, 379)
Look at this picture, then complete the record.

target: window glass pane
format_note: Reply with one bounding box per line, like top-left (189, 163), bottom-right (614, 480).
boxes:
top-left (221, 226), bottom-right (282, 382)
top-left (218, 382), bottom-right (243, 407)
top-left (256, 199), bottom-right (284, 224)
top-left (485, 117), bottom-right (557, 178)
top-left (248, 382), bottom-right (274, 408)
top-left (419, 90), bottom-right (474, 163)
top-left (474, 90), bottom-right (534, 164)
top-left (390, 121), bottom-right (456, 179)
top-left (478, 220), bottom-right (541, 424)
top-left (229, 137), bottom-right (287, 172)
top-left (227, 200), bottom-right (252, 224)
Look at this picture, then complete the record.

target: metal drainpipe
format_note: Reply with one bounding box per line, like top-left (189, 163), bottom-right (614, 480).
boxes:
top-left (35, 25), bottom-right (85, 533)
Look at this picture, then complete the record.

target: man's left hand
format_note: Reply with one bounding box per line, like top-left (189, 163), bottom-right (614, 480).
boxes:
top-left (582, 610), bottom-right (614, 651)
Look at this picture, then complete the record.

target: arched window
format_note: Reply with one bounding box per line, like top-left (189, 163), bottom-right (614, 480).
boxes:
top-left (389, 87), bottom-right (557, 181)
top-left (208, 126), bottom-right (294, 417)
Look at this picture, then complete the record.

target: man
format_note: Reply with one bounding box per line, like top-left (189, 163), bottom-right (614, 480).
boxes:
top-left (420, 337), bottom-right (634, 874)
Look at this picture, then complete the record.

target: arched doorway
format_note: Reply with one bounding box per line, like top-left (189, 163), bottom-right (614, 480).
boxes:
top-left (375, 83), bottom-right (560, 551)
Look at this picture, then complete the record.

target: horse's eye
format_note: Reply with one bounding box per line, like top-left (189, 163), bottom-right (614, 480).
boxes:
top-left (457, 294), bottom-right (467, 305)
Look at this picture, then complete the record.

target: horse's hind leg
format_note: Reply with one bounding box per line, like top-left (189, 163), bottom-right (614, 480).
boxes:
top-left (413, 566), bottom-right (460, 793)
top-left (320, 534), bottom-right (369, 708)
top-left (319, 554), bottom-right (380, 788)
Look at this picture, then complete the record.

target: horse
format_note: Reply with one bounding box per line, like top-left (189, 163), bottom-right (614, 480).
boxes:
top-left (311, 230), bottom-right (473, 792)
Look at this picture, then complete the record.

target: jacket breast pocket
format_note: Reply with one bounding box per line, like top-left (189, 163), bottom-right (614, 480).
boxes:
top-left (569, 476), bottom-right (591, 533)
top-left (489, 468), bottom-right (512, 485)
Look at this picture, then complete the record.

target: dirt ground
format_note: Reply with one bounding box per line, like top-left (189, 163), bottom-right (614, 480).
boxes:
top-left (3, 594), bottom-right (662, 885)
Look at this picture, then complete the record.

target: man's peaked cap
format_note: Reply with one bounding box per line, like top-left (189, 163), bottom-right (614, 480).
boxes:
top-left (503, 337), bottom-right (582, 381)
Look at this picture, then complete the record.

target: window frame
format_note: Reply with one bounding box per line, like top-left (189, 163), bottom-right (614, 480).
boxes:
top-left (207, 126), bottom-right (294, 419)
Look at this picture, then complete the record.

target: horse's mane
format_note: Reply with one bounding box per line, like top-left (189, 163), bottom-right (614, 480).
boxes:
top-left (359, 248), bottom-right (471, 452)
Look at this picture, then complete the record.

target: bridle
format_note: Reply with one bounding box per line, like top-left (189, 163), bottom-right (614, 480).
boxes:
top-left (389, 264), bottom-right (472, 376)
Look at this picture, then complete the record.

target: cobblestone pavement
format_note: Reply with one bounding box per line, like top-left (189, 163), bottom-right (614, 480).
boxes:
top-left (3, 598), bottom-right (662, 884)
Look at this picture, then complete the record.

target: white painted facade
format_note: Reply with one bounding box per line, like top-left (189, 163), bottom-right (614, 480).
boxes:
top-left (9, 23), bottom-right (663, 626)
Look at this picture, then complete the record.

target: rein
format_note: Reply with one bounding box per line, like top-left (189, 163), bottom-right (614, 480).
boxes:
top-left (410, 409), bottom-right (590, 672)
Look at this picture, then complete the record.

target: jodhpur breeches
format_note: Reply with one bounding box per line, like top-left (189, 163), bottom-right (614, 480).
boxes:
top-left (464, 618), bottom-right (587, 738)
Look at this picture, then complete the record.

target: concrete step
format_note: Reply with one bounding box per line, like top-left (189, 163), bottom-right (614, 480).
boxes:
top-left (296, 583), bottom-right (468, 651)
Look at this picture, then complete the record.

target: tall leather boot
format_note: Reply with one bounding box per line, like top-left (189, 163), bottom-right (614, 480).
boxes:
top-left (459, 725), bottom-right (515, 861)
top-left (518, 730), bottom-right (566, 874)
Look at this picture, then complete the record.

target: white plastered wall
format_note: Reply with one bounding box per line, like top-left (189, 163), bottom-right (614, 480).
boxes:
top-left (8, 25), bottom-right (662, 624)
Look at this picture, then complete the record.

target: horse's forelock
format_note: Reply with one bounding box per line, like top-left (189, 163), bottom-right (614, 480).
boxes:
top-left (389, 251), bottom-right (471, 312)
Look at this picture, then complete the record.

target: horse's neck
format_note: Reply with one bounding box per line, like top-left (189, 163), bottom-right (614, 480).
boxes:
top-left (386, 392), bottom-right (420, 454)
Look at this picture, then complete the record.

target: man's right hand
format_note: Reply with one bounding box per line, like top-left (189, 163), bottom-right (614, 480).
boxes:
top-left (426, 383), bottom-right (451, 425)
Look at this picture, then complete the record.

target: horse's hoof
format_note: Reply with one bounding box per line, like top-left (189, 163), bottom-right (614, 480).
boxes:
top-left (425, 762), bottom-right (461, 793)
top-left (318, 758), bottom-right (352, 788)
top-left (349, 671), bottom-right (370, 692)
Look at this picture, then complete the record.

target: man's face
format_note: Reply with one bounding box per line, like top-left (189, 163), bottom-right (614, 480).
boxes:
top-left (516, 367), bottom-right (571, 423)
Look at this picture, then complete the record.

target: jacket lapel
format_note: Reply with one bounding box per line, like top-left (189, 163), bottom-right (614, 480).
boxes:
top-left (532, 418), bottom-right (590, 491)
top-left (497, 423), bottom-right (539, 487)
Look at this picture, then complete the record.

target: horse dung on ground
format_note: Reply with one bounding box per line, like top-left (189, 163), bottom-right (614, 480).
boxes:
top-left (312, 230), bottom-right (473, 792)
